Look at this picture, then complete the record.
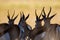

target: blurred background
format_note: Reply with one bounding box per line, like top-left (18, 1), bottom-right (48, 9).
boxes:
top-left (0, 0), bottom-right (60, 40)
top-left (0, 0), bottom-right (60, 29)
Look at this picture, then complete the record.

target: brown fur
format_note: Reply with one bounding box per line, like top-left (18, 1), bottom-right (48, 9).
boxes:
top-left (0, 23), bottom-right (9, 37)
top-left (42, 7), bottom-right (60, 40)
top-left (8, 24), bottom-right (20, 40)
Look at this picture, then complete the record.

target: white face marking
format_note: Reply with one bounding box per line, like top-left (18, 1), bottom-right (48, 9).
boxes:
top-left (27, 25), bottom-right (32, 30)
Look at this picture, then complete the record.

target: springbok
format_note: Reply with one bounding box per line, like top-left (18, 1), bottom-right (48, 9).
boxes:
top-left (18, 12), bottom-right (32, 40)
top-left (28, 9), bottom-right (46, 40)
top-left (0, 23), bottom-right (9, 37)
top-left (42, 7), bottom-right (60, 40)
top-left (0, 23), bottom-right (10, 40)
top-left (7, 10), bottom-right (20, 40)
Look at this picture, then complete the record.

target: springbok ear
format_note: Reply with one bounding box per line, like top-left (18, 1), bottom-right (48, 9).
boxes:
top-left (50, 14), bottom-right (56, 19)
top-left (47, 7), bottom-right (52, 18)
top-left (13, 14), bottom-right (18, 21)
top-left (7, 10), bottom-right (10, 20)
top-left (25, 14), bottom-right (29, 21)
top-left (11, 10), bottom-right (15, 19)
top-left (35, 9), bottom-right (39, 21)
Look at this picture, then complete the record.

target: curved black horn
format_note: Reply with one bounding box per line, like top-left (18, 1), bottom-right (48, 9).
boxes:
top-left (25, 14), bottom-right (29, 21)
top-left (22, 12), bottom-right (25, 20)
top-left (20, 12), bottom-right (22, 18)
top-left (35, 9), bottom-right (39, 21)
top-left (39, 13), bottom-right (42, 19)
top-left (47, 7), bottom-right (52, 18)
top-left (20, 12), bottom-right (23, 21)
top-left (11, 10), bottom-right (15, 19)
top-left (7, 10), bottom-right (10, 20)
top-left (42, 7), bottom-right (46, 17)
top-left (39, 8), bottom-right (44, 18)
top-left (13, 14), bottom-right (19, 21)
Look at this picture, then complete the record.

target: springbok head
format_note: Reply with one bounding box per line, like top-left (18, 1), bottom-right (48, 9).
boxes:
top-left (42, 7), bottom-right (56, 24)
top-left (7, 10), bottom-right (18, 25)
top-left (18, 12), bottom-right (31, 40)
top-left (18, 12), bottom-right (29, 27)
top-left (35, 9), bottom-right (43, 27)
